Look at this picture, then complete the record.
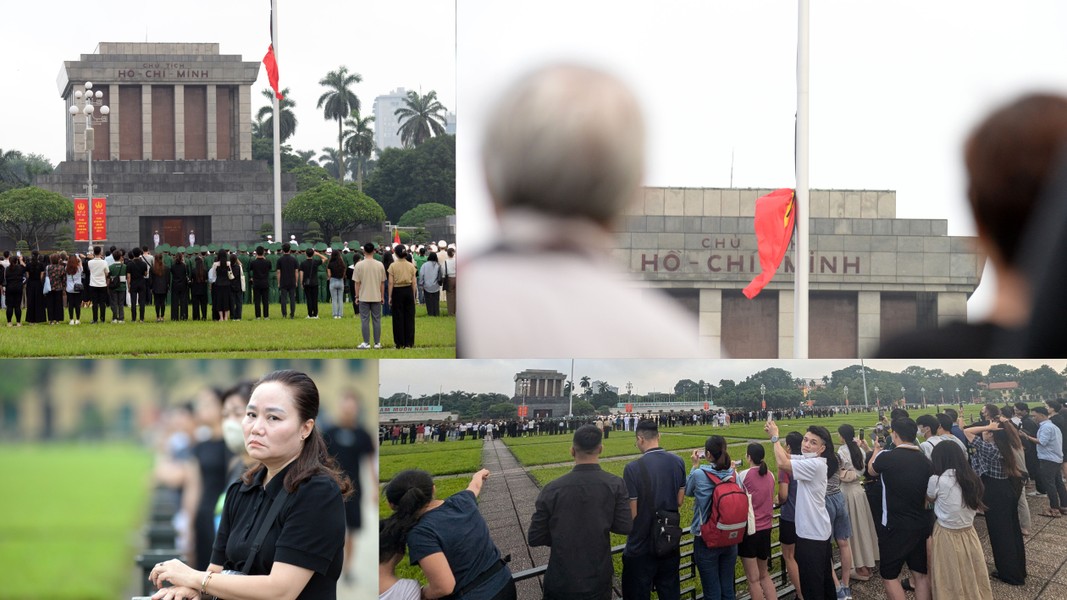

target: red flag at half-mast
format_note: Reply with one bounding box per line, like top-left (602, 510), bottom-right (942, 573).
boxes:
top-left (393, 228), bottom-right (401, 245)
top-left (743, 188), bottom-right (796, 299)
top-left (263, 44), bottom-right (283, 100)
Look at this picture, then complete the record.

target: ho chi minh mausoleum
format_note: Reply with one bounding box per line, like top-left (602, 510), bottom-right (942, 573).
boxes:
top-left (618, 187), bottom-right (984, 359)
top-left (34, 43), bottom-right (296, 250)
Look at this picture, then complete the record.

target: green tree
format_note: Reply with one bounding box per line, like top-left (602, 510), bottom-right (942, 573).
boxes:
top-left (364, 134), bottom-right (455, 221)
top-left (318, 147), bottom-right (349, 181)
top-left (342, 108), bottom-right (375, 192)
top-left (52, 224), bottom-right (75, 253)
top-left (0, 186), bottom-right (74, 247)
top-left (256, 222), bottom-right (274, 241)
top-left (397, 203), bottom-right (456, 228)
top-left (488, 402), bottom-right (517, 420)
top-left (302, 221), bottom-right (324, 245)
top-left (395, 90), bottom-right (448, 148)
top-left (572, 400), bottom-right (596, 416)
top-left (295, 149), bottom-right (318, 166)
top-left (255, 87), bottom-right (298, 143)
top-left (317, 66), bottom-right (362, 182)
top-left (282, 181), bottom-right (385, 242)
top-left (579, 376), bottom-right (591, 396)
top-left (290, 164), bottom-right (332, 192)
top-left (0, 150), bottom-right (52, 192)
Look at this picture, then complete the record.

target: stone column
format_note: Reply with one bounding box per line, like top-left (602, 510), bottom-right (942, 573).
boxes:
top-left (778, 290), bottom-right (795, 359)
top-left (698, 289), bottom-right (723, 358)
top-left (174, 84), bottom-right (185, 160)
top-left (108, 84), bottom-right (120, 160)
top-left (857, 291), bottom-right (881, 357)
top-left (142, 85), bottom-right (153, 160)
top-left (207, 84), bottom-right (218, 159)
top-left (237, 84), bottom-right (252, 160)
top-left (936, 292), bottom-right (968, 326)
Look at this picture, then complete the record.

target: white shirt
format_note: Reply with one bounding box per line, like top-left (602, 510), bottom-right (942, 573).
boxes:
top-left (88, 257), bottom-right (109, 287)
top-left (919, 433), bottom-right (967, 460)
top-left (790, 454), bottom-right (831, 541)
top-left (379, 578), bottom-right (420, 600)
top-left (926, 469), bottom-right (976, 529)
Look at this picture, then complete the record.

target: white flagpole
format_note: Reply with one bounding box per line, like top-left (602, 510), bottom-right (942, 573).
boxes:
top-left (272, 0), bottom-right (282, 244)
top-left (794, 0), bottom-right (810, 358)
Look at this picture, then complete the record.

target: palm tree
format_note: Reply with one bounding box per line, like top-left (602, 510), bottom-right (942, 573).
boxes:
top-left (255, 87), bottom-right (298, 143)
top-left (579, 376), bottom-right (592, 396)
top-left (317, 66), bottom-right (362, 182)
top-left (295, 149), bottom-right (318, 167)
top-left (317, 147), bottom-right (348, 180)
top-left (394, 90), bottom-right (448, 148)
top-left (342, 108), bottom-right (375, 192)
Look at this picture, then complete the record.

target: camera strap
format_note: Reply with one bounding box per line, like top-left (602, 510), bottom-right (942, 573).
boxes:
top-left (241, 487), bottom-right (290, 574)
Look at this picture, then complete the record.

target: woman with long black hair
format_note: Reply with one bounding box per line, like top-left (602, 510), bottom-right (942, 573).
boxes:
top-left (190, 256), bottom-right (209, 321)
top-left (170, 252), bottom-right (189, 321)
top-left (382, 469), bottom-right (515, 600)
top-left (837, 424), bottom-right (878, 582)
top-left (963, 414), bottom-right (1027, 585)
top-left (210, 249), bottom-right (234, 321)
top-left (927, 441), bottom-right (993, 599)
top-left (150, 254), bottom-right (169, 322)
top-left (64, 253), bottom-right (83, 325)
top-left (387, 245), bottom-right (418, 348)
top-left (686, 434), bottom-right (739, 600)
top-left (25, 249), bottom-right (47, 324)
top-left (150, 370), bottom-right (352, 600)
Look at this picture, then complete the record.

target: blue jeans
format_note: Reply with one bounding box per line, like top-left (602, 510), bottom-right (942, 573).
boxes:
top-left (693, 540), bottom-right (737, 600)
top-left (329, 278), bottom-right (344, 317)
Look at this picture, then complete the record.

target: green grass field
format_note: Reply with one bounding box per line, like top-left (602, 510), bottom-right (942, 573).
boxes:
top-left (0, 444), bottom-right (154, 600)
top-left (0, 304), bottom-right (455, 358)
top-left (380, 443), bottom-right (484, 481)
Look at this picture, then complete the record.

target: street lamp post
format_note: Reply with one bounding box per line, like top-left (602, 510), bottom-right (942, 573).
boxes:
top-left (843, 385), bottom-right (849, 409)
top-left (970, 388), bottom-right (974, 403)
top-left (939, 387), bottom-right (944, 409)
top-left (900, 386), bottom-right (906, 408)
top-left (69, 81), bottom-right (108, 250)
top-left (955, 387), bottom-right (960, 404)
top-left (760, 384), bottom-right (766, 411)
top-left (874, 386), bottom-right (879, 408)
top-left (921, 387), bottom-right (926, 408)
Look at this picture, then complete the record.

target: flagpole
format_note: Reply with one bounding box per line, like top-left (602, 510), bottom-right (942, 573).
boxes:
top-left (272, 0), bottom-right (282, 244)
top-left (794, 0), bottom-right (810, 358)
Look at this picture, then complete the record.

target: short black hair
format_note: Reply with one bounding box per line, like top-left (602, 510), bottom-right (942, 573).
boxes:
top-left (306, 248), bottom-right (314, 257)
top-left (915, 414), bottom-right (939, 434)
top-left (282, 243), bottom-right (291, 253)
top-left (1032, 406), bottom-right (1050, 417)
top-left (892, 417), bottom-right (918, 443)
top-left (1047, 399), bottom-right (1063, 412)
top-left (364, 242), bottom-right (376, 253)
top-left (572, 425), bottom-right (602, 454)
top-left (890, 408), bottom-right (910, 421)
top-left (256, 246), bottom-right (265, 256)
top-left (943, 408), bottom-right (959, 421)
top-left (936, 413), bottom-right (954, 432)
top-left (1014, 402), bottom-right (1030, 413)
top-left (635, 418), bottom-right (659, 440)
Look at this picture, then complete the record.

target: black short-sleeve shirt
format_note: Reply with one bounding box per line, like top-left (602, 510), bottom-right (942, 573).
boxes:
top-left (250, 257), bottom-right (273, 288)
top-left (299, 257), bottom-right (321, 287)
top-left (211, 463), bottom-right (345, 599)
top-left (277, 255), bottom-right (298, 289)
top-left (871, 445), bottom-right (934, 531)
top-left (622, 449), bottom-right (687, 558)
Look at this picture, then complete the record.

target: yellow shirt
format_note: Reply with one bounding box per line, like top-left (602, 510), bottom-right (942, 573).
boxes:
top-left (388, 260), bottom-right (417, 287)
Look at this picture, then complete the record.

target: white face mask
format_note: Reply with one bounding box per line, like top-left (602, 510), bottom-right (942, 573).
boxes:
top-left (223, 419), bottom-right (246, 454)
top-left (802, 451), bottom-right (819, 459)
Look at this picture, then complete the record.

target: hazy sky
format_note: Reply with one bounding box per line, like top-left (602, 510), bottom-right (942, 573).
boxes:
top-left (0, 0), bottom-right (455, 165)
top-left (456, 0), bottom-right (1067, 317)
top-left (379, 359), bottom-right (1067, 399)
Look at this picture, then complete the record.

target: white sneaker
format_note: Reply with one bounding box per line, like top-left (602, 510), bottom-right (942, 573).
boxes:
top-left (75, 320), bottom-right (80, 325)
top-left (69, 319), bottom-right (75, 325)
top-left (357, 342), bottom-right (370, 349)
top-left (373, 343), bottom-right (382, 349)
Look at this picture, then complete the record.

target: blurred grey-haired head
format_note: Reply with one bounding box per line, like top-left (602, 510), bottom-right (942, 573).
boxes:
top-left (482, 64), bottom-right (645, 226)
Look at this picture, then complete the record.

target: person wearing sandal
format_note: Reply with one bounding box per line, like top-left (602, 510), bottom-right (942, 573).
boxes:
top-left (1026, 407), bottom-right (1067, 518)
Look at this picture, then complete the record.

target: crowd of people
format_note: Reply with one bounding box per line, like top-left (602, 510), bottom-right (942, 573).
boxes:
top-left (0, 240), bottom-right (455, 347)
top-left (379, 399), bottom-right (1067, 600)
top-left (148, 373), bottom-right (376, 599)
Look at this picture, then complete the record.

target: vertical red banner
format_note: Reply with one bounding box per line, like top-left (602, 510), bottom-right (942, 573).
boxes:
top-left (625, 403), bottom-right (633, 413)
top-left (92, 197), bottom-right (107, 241)
top-left (73, 198), bottom-right (89, 242)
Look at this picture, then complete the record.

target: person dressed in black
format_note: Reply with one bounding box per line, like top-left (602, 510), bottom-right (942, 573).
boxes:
top-left (277, 244), bottom-right (299, 319)
top-left (250, 246), bottom-right (273, 319)
top-left (24, 250), bottom-right (47, 324)
top-left (170, 253), bottom-right (190, 321)
top-left (183, 387), bottom-right (232, 571)
top-left (322, 390), bottom-right (376, 583)
top-left (528, 425), bottom-right (632, 600)
top-left (150, 370), bottom-right (351, 600)
top-left (127, 247), bottom-right (149, 322)
top-left (150, 254), bottom-right (170, 322)
top-left (3, 253), bottom-right (26, 326)
top-left (229, 254), bottom-right (244, 321)
top-left (210, 249), bottom-right (234, 322)
top-left (298, 248), bottom-right (325, 319)
top-left (190, 256), bottom-right (209, 321)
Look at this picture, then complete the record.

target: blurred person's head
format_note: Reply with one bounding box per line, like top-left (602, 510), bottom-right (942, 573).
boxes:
top-left (221, 381), bottom-right (255, 455)
top-left (482, 64), bottom-right (645, 228)
top-left (194, 387), bottom-right (224, 440)
top-left (965, 93), bottom-right (1067, 325)
top-left (338, 389), bottom-right (362, 428)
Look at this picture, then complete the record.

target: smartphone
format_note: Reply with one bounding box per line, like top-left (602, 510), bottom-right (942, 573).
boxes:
top-left (698, 450), bottom-right (706, 459)
top-left (859, 429), bottom-right (865, 441)
top-left (767, 411), bottom-right (774, 422)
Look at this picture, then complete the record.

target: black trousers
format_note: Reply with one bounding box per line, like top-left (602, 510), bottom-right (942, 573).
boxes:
top-left (67, 291), bottom-right (82, 320)
top-left (171, 288), bottom-right (189, 320)
top-left (5, 287), bottom-right (23, 323)
top-left (253, 286), bottom-right (269, 318)
top-left (391, 286), bottom-right (415, 347)
top-left (795, 537), bottom-right (836, 600)
top-left (90, 286), bottom-right (108, 322)
top-left (191, 293), bottom-right (208, 320)
top-left (279, 286), bottom-right (296, 317)
top-left (129, 284), bottom-right (147, 321)
top-left (1039, 459), bottom-right (1067, 511)
top-left (46, 291), bottom-right (64, 322)
top-left (231, 288), bottom-right (243, 319)
top-left (153, 293), bottom-right (167, 318)
top-left (982, 475), bottom-right (1027, 584)
top-left (424, 289), bottom-right (440, 316)
top-left (303, 285), bottom-right (318, 317)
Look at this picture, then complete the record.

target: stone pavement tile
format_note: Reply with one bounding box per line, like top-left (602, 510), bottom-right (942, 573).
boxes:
top-left (1035, 583), bottom-right (1067, 600)
top-left (989, 574), bottom-right (1050, 599)
top-left (1054, 563), bottom-right (1067, 585)
top-left (1023, 560), bottom-right (1060, 580)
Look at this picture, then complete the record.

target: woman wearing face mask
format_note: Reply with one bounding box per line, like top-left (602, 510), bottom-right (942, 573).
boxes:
top-left (214, 381), bottom-right (257, 531)
top-left (182, 388), bottom-right (231, 571)
top-left (151, 370), bottom-right (352, 600)
top-left (767, 421), bottom-right (837, 600)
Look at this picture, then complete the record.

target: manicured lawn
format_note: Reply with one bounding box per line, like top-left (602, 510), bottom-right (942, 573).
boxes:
top-left (0, 444), bottom-right (153, 600)
top-left (380, 446), bottom-right (484, 481)
top-left (0, 304), bottom-right (455, 358)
